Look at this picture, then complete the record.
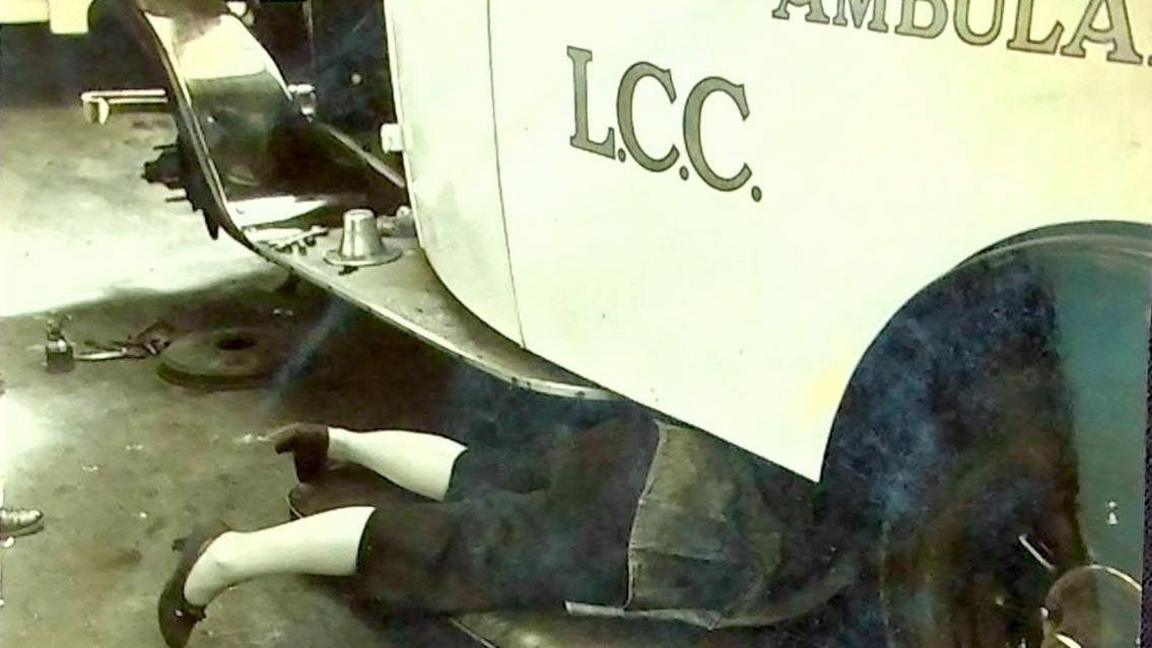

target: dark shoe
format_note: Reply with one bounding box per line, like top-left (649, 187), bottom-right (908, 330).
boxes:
top-left (158, 520), bottom-right (230, 648)
top-left (270, 422), bottom-right (330, 482)
top-left (0, 507), bottom-right (44, 538)
top-left (287, 464), bottom-right (426, 520)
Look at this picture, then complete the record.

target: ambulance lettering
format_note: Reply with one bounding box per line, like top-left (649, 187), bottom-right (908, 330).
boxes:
top-left (567, 47), bottom-right (760, 203)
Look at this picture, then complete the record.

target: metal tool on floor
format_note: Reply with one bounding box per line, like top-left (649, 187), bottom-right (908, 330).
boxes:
top-left (74, 332), bottom-right (167, 363)
top-left (81, 84), bottom-right (316, 125)
top-left (80, 89), bottom-right (168, 125)
top-left (45, 319), bottom-right (74, 373)
top-left (74, 344), bottom-right (154, 362)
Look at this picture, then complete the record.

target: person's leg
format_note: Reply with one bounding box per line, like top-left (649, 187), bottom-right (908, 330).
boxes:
top-left (532, 416), bottom-right (660, 605)
top-left (326, 429), bottom-right (465, 501)
top-left (181, 417), bottom-right (657, 615)
top-left (182, 506), bottom-right (374, 606)
top-left (276, 423), bottom-right (560, 500)
top-left (353, 416), bottom-right (661, 613)
top-left (440, 438), bottom-right (562, 498)
top-left (325, 424), bottom-right (644, 503)
top-left (176, 496), bottom-right (556, 616)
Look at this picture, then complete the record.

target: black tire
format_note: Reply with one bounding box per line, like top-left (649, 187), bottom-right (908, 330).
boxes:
top-left (818, 227), bottom-right (1151, 647)
top-left (829, 225), bottom-right (1152, 641)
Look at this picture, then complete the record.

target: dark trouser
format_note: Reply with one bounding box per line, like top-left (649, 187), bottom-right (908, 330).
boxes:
top-left (352, 416), bottom-right (659, 615)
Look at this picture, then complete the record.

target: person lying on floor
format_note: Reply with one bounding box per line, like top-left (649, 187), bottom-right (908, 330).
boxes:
top-left (156, 256), bottom-right (1078, 647)
top-left (158, 414), bottom-right (822, 648)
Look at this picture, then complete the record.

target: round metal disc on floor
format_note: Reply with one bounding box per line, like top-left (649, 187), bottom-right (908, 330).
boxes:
top-left (158, 325), bottom-right (300, 388)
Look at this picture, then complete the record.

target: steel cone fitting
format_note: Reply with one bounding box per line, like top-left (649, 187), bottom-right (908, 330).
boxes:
top-left (324, 209), bottom-right (401, 267)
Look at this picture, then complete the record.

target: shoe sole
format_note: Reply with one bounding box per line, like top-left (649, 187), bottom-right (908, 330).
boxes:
top-left (286, 492), bottom-right (303, 521)
top-left (1, 517), bottom-right (44, 539)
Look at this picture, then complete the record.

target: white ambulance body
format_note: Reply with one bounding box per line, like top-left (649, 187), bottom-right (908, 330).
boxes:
top-left (387, 0), bottom-right (1152, 478)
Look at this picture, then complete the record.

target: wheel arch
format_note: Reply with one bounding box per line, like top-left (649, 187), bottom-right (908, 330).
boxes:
top-left (815, 219), bottom-right (1152, 646)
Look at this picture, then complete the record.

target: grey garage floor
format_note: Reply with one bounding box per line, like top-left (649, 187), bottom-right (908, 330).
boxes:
top-left (0, 23), bottom-right (535, 648)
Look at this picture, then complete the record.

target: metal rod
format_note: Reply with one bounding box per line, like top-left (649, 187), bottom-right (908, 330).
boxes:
top-left (80, 89), bottom-right (168, 125)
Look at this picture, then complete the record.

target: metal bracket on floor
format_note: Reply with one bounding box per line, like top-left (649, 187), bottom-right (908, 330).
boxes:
top-left (80, 83), bottom-right (316, 125)
top-left (80, 89), bottom-right (168, 125)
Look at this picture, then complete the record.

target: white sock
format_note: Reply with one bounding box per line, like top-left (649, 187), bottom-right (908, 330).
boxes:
top-left (182, 506), bottom-right (374, 607)
top-left (326, 428), bottom-right (466, 501)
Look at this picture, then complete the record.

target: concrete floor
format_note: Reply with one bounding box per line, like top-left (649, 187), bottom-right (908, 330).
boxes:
top-left (0, 22), bottom-right (555, 648)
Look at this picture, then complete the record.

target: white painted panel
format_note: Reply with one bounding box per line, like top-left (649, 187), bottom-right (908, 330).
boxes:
top-left (0, 0), bottom-right (48, 24)
top-left (488, 0), bottom-right (1152, 479)
top-left (47, 0), bottom-right (91, 33)
top-left (386, 1), bottom-right (521, 342)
